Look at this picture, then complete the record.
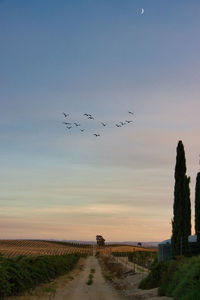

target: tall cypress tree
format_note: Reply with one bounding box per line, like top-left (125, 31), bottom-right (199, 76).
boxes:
top-left (184, 175), bottom-right (191, 237)
top-left (171, 141), bottom-right (191, 256)
top-left (195, 172), bottom-right (200, 249)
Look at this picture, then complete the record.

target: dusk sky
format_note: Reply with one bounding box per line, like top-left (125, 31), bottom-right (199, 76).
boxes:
top-left (0, 0), bottom-right (200, 242)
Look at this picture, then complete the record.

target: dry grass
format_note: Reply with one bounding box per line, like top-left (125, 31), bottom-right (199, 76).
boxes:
top-left (99, 256), bottom-right (125, 280)
top-left (99, 245), bottom-right (157, 256)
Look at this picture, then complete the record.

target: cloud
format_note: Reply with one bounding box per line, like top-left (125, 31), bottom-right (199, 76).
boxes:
top-left (0, 210), bottom-right (171, 242)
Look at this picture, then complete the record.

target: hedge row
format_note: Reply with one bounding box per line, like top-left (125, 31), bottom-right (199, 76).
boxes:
top-left (0, 253), bottom-right (84, 299)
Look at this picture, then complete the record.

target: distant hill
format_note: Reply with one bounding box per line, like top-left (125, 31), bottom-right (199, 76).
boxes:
top-left (43, 239), bottom-right (159, 247)
top-left (106, 241), bottom-right (159, 247)
top-left (1, 238), bottom-right (159, 247)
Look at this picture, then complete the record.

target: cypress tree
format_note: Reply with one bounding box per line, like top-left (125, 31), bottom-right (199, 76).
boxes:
top-left (171, 141), bottom-right (191, 256)
top-left (183, 175), bottom-right (191, 239)
top-left (195, 172), bottom-right (200, 249)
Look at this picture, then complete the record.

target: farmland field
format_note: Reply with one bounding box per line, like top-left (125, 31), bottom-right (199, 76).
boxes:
top-left (0, 240), bottom-right (93, 257)
top-left (99, 245), bottom-right (157, 255)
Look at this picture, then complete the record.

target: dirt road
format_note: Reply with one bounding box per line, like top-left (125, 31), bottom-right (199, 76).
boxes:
top-left (9, 255), bottom-right (171, 300)
top-left (54, 256), bottom-right (124, 300)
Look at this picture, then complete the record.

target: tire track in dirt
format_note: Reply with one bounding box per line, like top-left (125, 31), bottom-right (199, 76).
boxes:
top-left (54, 256), bottom-right (124, 300)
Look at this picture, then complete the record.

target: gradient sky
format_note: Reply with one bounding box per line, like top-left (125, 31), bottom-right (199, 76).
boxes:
top-left (0, 0), bottom-right (200, 242)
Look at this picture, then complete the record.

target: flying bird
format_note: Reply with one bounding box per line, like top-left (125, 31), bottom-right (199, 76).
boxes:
top-left (66, 126), bottom-right (72, 130)
top-left (83, 113), bottom-right (89, 116)
top-left (88, 116), bottom-right (94, 120)
top-left (125, 120), bottom-right (133, 124)
top-left (63, 112), bottom-right (69, 117)
top-left (116, 124), bottom-right (122, 127)
top-left (63, 122), bottom-right (71, 125)
top-left (93, 134), bottom-right (100, 137)
top-left (80, 129), bottom-right (85, 132)
top-left (88, 114), bottom-right (94, 118)
top-left (141, 8), bottom-right (144, 15)
top-left (120, 122), bottom-right (126, 126)
top-left (128, 111), bottom-right (134, 115)
top-left (74, 122), bottom-right (80, 126)
top-left (101, 122), bottom-right (107, 126)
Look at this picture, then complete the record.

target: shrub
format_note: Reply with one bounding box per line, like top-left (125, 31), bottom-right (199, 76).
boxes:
top-left (0, 254), bottom-right (81, 299)
top-left (141, 255), bottom-right (200, 300)
top-left (166, 255), bottom-right (200, 299)
top-left (139, 260), bottom-right (167, 289)
top-left (158, 257), bottom-right (183, 296)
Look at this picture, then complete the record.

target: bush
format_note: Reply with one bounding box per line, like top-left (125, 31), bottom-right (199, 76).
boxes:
top-left (139, 260), bottom-right (167, 289)
top-left (101, 256), bottom-right (124, 278)
top-left (165, 255), bottom-right (200, 300)
top-left (140, 255), bottom-right (200, 300)
top-left (158, 257), bottom-right (184, 296)
top-left (0, 254), bottom-right (82, 299)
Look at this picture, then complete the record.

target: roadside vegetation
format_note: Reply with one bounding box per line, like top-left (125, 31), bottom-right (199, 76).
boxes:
top-left (112, 250), bottom-right (157, 269)
top-left (0, 253), bottom-right (86, 299)
top-left (86, 268), bottom-right (95, 285)
top-left (139, 255), bottom-right (200, 300)
top-left (86, 274), bottom-right (94, 285)
top-left (99, 255), bottom-right (125, 280)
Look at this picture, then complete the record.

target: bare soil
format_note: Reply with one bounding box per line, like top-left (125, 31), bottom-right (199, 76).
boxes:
top-left (99, 256), bottom-right (172, 300)
top-left (54, 255), bottom-right (124, 300)
top-left (111, 272), bottom-right (172, 300)
top-left (9, 256), bottom-right (123, 300)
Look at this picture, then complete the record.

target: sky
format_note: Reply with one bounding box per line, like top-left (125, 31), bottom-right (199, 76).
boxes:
top-left (0, 0), bottom-right (200, 242)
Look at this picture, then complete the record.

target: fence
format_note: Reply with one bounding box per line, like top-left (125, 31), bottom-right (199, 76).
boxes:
top-left (158, 242), bottom-right (199, 262)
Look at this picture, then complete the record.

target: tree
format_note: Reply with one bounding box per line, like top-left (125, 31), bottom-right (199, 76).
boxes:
top-left (195, 172), bottom-right (200, 249)
top-left (184, 176), bottom-right (191, 238)
top-left (171, 141), bottom-right (191, 257)
top-left (96, 235), bottom-right (105, 247)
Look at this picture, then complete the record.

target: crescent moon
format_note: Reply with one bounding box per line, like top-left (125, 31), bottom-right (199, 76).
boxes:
top-left (141, 8), bottom-right (144, 14)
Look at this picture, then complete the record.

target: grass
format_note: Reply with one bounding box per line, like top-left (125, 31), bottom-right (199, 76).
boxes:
top-left (42, 287), bottom-right (56, 300)
top-left (86, 269), bottom-right (95, 285)
top-left (98, 257), bottom-right (112, 281)
top-left (86, 274), bottom-right (94, 285)
top-left (112, 251), bottom-right (157, 269)
top-left (139, 255), bottom-right (200, 300)
top-left (139, 260), bottom-right (167, 289)
top-left (159, 255), bottom-right (200, 299)
top-left (98, 256), bottom-right (124, 281)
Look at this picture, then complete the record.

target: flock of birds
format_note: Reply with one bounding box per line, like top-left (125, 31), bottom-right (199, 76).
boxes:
top-left (62, 111), bottom-right (134, 137)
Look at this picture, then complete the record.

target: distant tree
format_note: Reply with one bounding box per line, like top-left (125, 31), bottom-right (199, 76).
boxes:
top-left (195, 172), bottom-right (200, 250)
top-left (171, 141), bottom-right (191, 257)
top-left (96, 235), bottom-right (105, 247)
top-left (137, 242), bottom-right (142, 247)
